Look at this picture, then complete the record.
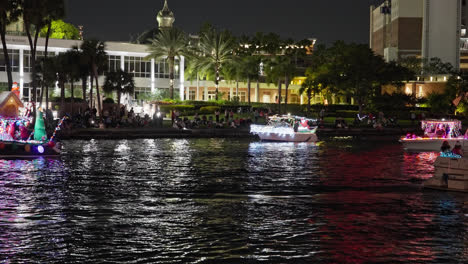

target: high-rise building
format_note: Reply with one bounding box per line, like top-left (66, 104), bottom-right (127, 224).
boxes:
top-left (370, 0), bottom-right (463, 70)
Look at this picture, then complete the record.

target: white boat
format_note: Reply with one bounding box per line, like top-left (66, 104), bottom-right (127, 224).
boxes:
top-left (425, 154), bottom-right (468, 192)
top-left (400, 119), bottom-right (468, 151)
top-left (250, 115), bottom-right (318, 142)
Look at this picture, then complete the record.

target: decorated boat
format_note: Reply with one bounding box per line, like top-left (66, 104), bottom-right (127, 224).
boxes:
top-left (0, 91), bottom-right (62, 158)
top-left (250, 114), bottom-right (318, 142)
top-left (400, 119), bottom-right (468, 151)
top-left (425, 153), bottom-right (468, 192)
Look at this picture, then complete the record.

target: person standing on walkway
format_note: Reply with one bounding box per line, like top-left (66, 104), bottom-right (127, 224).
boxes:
top-left (254, 109), bottom-right (259, 123)
top-left (319, 108), bottom-right (325, 121)
top-left (215, 110), bottom-right (220, 123)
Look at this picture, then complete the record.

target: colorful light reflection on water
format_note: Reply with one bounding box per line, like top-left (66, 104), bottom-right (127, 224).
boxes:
top-left (0, 139), bottom-right (466, 263)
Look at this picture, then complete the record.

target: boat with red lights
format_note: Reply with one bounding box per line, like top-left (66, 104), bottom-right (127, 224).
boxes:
top-left (0, 91), bottom-right (62, 158)
top-left (400, 119), bottom-right (467, 151)
top-left (250, 115), bottom-right (318, 142)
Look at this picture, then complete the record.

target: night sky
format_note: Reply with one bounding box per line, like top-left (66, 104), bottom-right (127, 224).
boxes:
top-left (65, 0), bottom-right (382, 45)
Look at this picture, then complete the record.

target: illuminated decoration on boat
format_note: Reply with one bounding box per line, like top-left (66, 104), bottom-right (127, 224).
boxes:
top-left (401, 119), bottom-right (464, 141)
top-left (250, 124), bottom-right (295, 136)
top-left (37, 145), bottom-right (44, 154)
top-left (439, 152), bottom-right (462, 158)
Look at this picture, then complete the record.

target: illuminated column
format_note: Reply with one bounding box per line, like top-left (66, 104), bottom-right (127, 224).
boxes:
top-left (204, 82), bottom-right (208, 101)
top-left (120, 55), bottom-right (125, 70)
top-left (19, 48), bottom-right (24, 99)
top-left (196, 75), bottom-right (200, 100)
top-left (179, 56), bottom-right (185, 101)
top-left (151, 58), bottom-right (155, 93)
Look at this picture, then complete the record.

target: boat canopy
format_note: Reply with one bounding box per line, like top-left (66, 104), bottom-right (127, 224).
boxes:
top-left (421, 119), bottom-right (462, 138)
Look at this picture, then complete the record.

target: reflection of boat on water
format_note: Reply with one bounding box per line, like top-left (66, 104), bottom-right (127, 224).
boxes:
top-left (425, 154), bottom-right (468, 192)
top-left (400, 120), bottom-right (468, 151)
top-left (250, 115), bottom-right (318, 142)
top-left (0, 91), bottom-right (61, 158)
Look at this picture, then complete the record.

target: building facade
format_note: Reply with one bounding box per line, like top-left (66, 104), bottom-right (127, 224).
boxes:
top-left (0, 0), bottom-right (318, 106)
top-left (370, 0), bottom-right (464, 70)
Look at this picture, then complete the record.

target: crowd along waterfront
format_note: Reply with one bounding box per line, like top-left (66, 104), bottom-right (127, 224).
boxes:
top-left (0, 138), bottom-right (466, 263)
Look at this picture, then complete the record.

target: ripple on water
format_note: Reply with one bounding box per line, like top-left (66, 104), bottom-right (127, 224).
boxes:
top-left (0, 139), bottom-right (466, 263)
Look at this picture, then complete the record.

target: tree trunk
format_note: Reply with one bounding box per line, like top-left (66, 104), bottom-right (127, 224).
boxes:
top-left (256, 78), bottom-right (260, 103)
top-left (45, 85), bottom-right (49, 111)
top-left (0, 22), bottom-right (13, 91)
top-left (277, 80), bottom-right (282, 114)
top-left (71, 81), bottom-right (75, 115)
top-left (247, 77), bottom-right (251, 105)
top-left (82, 77), bottom-right (87, 103)
top-left (284, 76), bottom-right (289, 110)
top-left (117, 90), bottom-right (121, 111)
top-left (24, 22), bottom-right (40, 104)
top-left (89, 75), bottom-right (94, 108)
top-left (215, 65), bottom-right (220, 101)
top-left (307, 88), bottom-right (312, 113)
top-left (169, 57), bottom-right (175, 100)
top-left (236, 79), bottom-right (239, 99)
top-left (60, 81), bottom-right (65, 117)
top-left (39, 23), bottom-right (52, 107)
top-left (93, 64), bottom-right (102, 117)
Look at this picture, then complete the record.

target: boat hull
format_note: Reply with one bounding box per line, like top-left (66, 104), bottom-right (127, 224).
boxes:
top-left (257, 132), bottom-right (318, 142)
top-left (425, 156), bottom-right (468, 192)
top-left (400, 137), bottom-right (468, 152)
top-left (0, 141), bottom-right (60, 158)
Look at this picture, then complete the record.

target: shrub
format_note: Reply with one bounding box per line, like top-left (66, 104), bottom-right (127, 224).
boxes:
top-left (199, 106), bottom-right (221, 114)
top-left (159, 105), bottom-right (195, 115)
top-left (103, 98), bottom-right (114, 104)
top-left (335, 110), bottom-right (359, 118)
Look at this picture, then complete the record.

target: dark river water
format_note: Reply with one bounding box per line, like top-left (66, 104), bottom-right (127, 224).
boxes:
top-left (0, 138), bottom-right (467, 263)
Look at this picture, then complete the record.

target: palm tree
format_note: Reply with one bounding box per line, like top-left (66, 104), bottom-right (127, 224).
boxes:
top-left (103, 69), bottom-right (135, 109)
top-left (146, 27), bottom-right (187, 100)
top-left (190, 26), bottom-right (236, 100)
top-left (265, 55), bottom-right (289, 114)
top-left (64, 49), bottom-right (81, 115)
top-left (22, 0), bottom-right (65, 103)
top-left (0, 0), bottom-right (21, 90)
top-left (80, 39), bottom-right (107, 116)
top-left (300, 75), bottom-right (321, 114)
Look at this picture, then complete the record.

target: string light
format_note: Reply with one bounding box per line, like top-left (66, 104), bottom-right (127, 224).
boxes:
top-left (49, 116), bottom-right (67, 143)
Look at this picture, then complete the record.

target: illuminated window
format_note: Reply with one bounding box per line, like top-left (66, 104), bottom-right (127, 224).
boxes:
top-left (188, 90), bottom-right (196, 100)
top-left (1, 49), bottom-right (21, 72)
top-left (418, 86), bottom-right (423, 98)
top-left (405, 86), bottom-right (412, 95)
top-left (108, 55), bottom-right (121, 73)
top-left (124, 56), bottom-right (151, 78)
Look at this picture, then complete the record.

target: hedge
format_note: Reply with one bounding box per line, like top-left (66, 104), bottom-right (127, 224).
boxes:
top-left (159, 105), bottom-right (195, 115)
top-left (199, 106), bottom-right (221, 114)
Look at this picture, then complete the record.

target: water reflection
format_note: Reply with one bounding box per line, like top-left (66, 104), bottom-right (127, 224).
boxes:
top-left (0, 139), bottom-right (466, 263)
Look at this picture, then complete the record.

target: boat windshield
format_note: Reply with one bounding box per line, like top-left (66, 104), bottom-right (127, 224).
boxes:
top-left (267, 115), bottom-right (317, 131)
top-left (421, 120), bottom-right (461, 138)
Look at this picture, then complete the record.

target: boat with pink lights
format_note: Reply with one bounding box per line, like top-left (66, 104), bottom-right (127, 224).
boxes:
top-left (400, 119), bottom-right (468, 152)
top-left (250, 115), bottom-right (318, 142)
